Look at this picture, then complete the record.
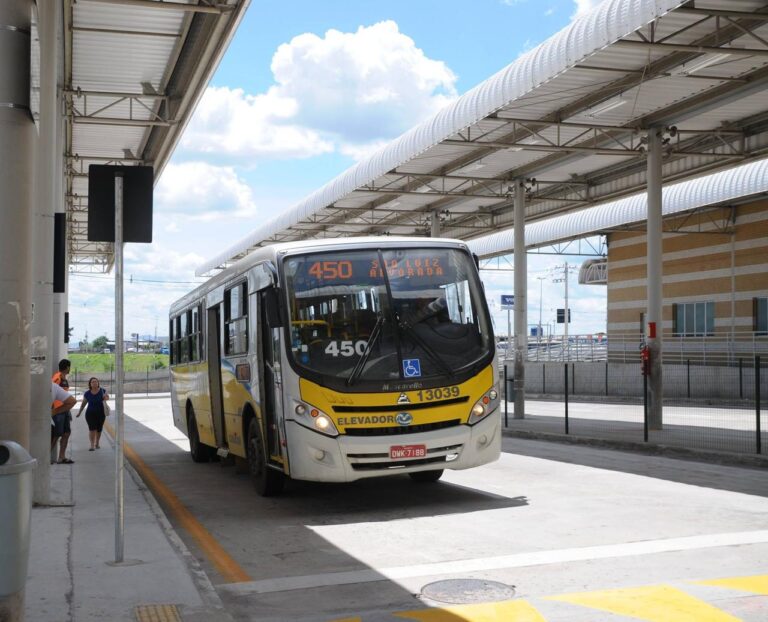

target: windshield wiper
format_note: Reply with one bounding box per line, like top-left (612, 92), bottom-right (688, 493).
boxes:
top-left (346, 313), bottom-right (384, 386)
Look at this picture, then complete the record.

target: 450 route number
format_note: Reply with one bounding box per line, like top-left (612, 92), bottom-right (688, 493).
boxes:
top-left (325, 340), bottom-right (368, 357)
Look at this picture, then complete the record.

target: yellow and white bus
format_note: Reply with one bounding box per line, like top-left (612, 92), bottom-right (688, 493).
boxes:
top-left (169, 237), bottom-right (500, 495)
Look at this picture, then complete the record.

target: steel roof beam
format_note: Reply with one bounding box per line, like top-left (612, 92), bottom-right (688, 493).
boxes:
top-left (675, 7), bottom-right (768, 20)
top-left (71, 117), bottom-right (175, 127)
top-left (614, 40), bottom-right (768, 58)
top-left (72, 26), bottom-right (181, 38)
top-left (78, 0), bottom-right (234, 14)
top-left (64, 88), bottom-right (167, 99)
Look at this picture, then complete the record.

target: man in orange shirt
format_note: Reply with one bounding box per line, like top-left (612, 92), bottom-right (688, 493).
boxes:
top-left (52, 359), bottom-right (75, 463)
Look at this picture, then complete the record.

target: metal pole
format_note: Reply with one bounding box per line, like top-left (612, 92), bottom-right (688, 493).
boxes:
top-left (756, 356), bottom-right (761, 455)
top-left (687, 359), bottom-right (690, 399)
top-left (564, 263), bottom-right (569, 361)
top-left (114, 174), bottom-right (125, 563)
top-left (643, 372), bottom-right (649, 442)
top-left (513, 180), bottom-right (526, 419)
top-left (0, 0), bottom-right (34, 453)
top-left (739, 357), bottom-right (743, 399)
top-left (542, 363), bottom-right (546, 394)
top-left (503, 363), bottom-right (508, 427)
top-left (564, 363), bottom-right (569, 434)
top-left (647, 128), bottom-right (664, 430)
top-left (605, 361), bottom-right (609, 396)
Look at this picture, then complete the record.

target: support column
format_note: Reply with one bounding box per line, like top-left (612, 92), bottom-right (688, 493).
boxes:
top-left (431, 209), bottom-right (440, 237)
top-left (30, 0), bottom-right (60, 504)
top-left (513, 181), bottom-right (526, 419)
top-left (646, 129), bottom-right (663, 429)
top-left (0, 0), bottom-right (35, 449)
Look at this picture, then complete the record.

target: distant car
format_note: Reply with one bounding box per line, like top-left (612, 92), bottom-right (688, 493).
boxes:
top-left (160, 347), bottom-right (169, 355)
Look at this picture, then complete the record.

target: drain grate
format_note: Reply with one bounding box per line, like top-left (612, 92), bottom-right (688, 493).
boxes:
top-left (134, 604), bottom-right (182, 622)
top-left (420, 578), bottom-right (516, 604)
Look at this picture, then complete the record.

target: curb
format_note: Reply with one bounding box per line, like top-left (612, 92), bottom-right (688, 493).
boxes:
top-left (501, 428), bottom-right (768, 469)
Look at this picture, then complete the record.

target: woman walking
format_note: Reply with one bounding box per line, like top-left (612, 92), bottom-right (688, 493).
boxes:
top-left (76, 377), bottom-right (109, 450)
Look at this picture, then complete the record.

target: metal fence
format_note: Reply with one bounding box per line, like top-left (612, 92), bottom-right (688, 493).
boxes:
top-left (503, 356), bottom-right (767, 457)
top-left (70, 368), bottom-right (169, 396)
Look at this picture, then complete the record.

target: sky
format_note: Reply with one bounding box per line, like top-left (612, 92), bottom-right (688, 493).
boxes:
top-left (68, 0), bottom-right (607, 345)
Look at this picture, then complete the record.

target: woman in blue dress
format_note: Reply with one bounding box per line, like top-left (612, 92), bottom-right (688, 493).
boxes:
top-left (76, 377), bottom-right (109, 450)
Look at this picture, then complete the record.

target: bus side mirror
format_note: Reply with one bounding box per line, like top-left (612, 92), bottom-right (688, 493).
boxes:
top-left (264, 287), bottom-right (284, 327)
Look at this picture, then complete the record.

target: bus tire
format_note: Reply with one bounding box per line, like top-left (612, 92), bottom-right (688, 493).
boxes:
top-left (188, 408), bottom-right (212, 463)
top-left (409, 469), bottom-right (443, 483)
top-left (247, 418), bottom-right (284, 496)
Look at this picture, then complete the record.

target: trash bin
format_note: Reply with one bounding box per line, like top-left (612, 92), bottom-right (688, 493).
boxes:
top-left (0, 441), bottom-right (37, 619)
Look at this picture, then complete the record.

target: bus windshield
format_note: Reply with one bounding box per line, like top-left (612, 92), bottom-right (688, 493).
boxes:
top-left (282, 247), bottom-right (492, 390)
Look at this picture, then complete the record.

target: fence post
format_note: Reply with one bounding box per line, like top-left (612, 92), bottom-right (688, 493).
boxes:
top-left (643, 371), bottom-right (648, 442)
top-left (739, 357), bottom-right (743, 400)
top-left (572, 363), bottom-right (575, 395)
top-left (110, 363), bottom-right (114, 393)
top-left (605, 361), bottom-right (608, 396)
top-left (146, 366), bottom-right (149, 396)
top-left (686, 359), bottom-right (690, 399)
top-left (503, 363), bottom-right (508, 428)
top-left (757, 355), bottom-right (761, 455)
top-left (564, 363), bottom-right (569, 435)
top-left (542, 363), bottom-right (546, 394)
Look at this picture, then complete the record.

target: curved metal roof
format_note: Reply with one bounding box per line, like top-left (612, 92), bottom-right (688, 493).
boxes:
top-left (467, 156), bottom-right (768, 257)
top-left (64, 0), bottom-right (251, 272)
top-left (197, 0), bottom-right (768, 276)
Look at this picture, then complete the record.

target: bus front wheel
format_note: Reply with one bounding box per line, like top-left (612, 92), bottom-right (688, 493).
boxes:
top-left (409, 469), bottom-right (443, 483)
top-left (247, 418), bottom-right (285, 496)
top-left (188, 408), bottom-right (212, 463)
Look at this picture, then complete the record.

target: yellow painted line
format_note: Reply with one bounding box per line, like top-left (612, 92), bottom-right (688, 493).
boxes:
top-left (696, 574), bottom-right (768, 596)
top-left (548, 584), bottom-right (741, 621)
top-left (105, 421), bottom-right (252, 584)
top-left (393, 600), bottom-right (546, 622)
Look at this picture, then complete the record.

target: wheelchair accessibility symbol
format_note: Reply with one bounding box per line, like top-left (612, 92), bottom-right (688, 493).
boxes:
top-left (403, 359), bottom-right (421, 378)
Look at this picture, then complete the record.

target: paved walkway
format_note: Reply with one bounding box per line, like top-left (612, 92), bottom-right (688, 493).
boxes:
top-left (24, 407), bottom-right (232, 622)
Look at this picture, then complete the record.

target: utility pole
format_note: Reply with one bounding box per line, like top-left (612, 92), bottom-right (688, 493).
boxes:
top-left (536, 275), bottom-right (546, 338)
top-left (552, 263), bottom-right (571, 359)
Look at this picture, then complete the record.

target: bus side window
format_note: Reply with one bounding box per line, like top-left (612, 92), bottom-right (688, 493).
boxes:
top-left (225, 282), bottom-right (248, 355)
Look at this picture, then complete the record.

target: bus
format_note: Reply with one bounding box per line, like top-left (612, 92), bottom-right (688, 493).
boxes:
top-left (169, 237), bottom-right (500, 495)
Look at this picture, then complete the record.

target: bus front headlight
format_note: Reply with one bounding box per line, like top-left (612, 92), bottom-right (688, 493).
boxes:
top-left (468, 385), bottom-right (500, 425)
top-left (292, 400), bottom-right (339, 437)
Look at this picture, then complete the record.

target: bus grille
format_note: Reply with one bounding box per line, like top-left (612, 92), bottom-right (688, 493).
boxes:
top-left (332, 397), bottom-right (468, 413)
top-left (343, 419), bottom-right (462, 437)
top-left (347, 444), bottom-right (462, 471)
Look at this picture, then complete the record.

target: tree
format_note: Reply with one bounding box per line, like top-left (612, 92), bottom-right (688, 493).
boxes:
top-left (92, 335), bottom-right (109, 350)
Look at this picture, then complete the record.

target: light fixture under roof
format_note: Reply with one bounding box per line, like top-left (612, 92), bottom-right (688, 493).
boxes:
top-left (673, 52), bottom-right (731, 76)
top-left (586, 97), bottom-right (627, 118)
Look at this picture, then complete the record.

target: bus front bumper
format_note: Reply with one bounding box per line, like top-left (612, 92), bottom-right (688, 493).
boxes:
top-left (285, 412), bottom-right (500, 482)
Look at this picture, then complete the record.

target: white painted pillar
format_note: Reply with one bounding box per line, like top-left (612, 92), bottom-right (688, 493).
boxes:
top-left (30, 0), bottom-right (59, 504)
top-left (0, 0), bottom-right (35, 451)
top-left (513, 180), bottom-right (526, 419)
top-left (647, 128), bottom-right (663, 429)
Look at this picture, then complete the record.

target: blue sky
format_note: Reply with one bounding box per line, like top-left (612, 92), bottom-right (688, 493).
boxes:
top-left (69, 0), bottom-right (607, 344)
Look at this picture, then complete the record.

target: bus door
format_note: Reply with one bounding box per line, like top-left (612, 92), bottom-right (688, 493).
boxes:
top-left (206, 305), bottom-right (226, 448)
top-left (259, 289), bottom-right (284, 460)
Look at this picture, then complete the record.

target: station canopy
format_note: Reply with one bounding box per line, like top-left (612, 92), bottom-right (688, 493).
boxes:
top-left (64, 0), bottom-right (250, 272)
top-left (197, 0), bottom-right (768, 275)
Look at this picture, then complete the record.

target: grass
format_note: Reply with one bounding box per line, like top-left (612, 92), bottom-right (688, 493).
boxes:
top-left (69, 353), bottom-right (169, 373)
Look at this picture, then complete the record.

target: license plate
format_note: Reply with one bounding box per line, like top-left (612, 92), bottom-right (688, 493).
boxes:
top-left (390, 444), bottom-right (427, 459)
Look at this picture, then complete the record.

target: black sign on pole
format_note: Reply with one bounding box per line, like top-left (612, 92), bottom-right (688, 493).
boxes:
top-left (557, 308), bottom-right (572, 324)
top-left (87, 165), bottom-right (154, 243)
top-left (53, 213), bottom-right (67, 293)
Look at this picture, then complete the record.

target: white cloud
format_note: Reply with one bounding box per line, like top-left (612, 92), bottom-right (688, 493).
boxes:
top-left (181, 87), bottom-right (333, 160)
top-left (572, 0), bottom-right (603, 18)
top-left (181, 21), bottom-right (457, 160)
top-left (155, 162), bottom-right (258, 221)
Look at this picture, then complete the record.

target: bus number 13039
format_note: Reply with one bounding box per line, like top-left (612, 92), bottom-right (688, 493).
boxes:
top-left (417, 386), bottom-right (460, 401)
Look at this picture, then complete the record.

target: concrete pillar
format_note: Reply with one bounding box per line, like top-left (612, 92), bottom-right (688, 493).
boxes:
top-left (30, 0), bottom-right (60, 504)
top-left (513, 180), bottom-right (526, 419)
top-left (431, 210), bottom-right (440, 237)
top-left (646, 128), bottom-right (663, 429)
top-left (0, 0), bottom-right (35, 450)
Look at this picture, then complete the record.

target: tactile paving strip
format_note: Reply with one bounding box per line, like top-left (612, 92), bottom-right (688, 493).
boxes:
top-left (134, 604), bottom-right (182, 622)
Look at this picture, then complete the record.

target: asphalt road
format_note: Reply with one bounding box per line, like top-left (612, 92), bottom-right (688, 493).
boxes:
top-left (123, 397), bottom-right (768, 621)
